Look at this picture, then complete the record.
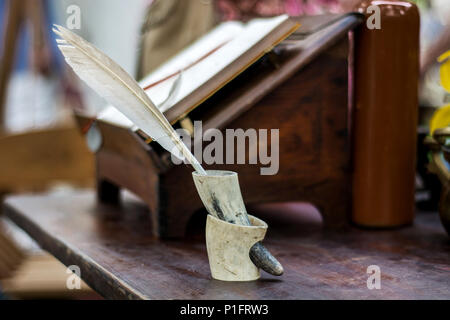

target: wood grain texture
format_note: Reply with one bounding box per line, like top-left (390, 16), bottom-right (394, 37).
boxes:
top-left (3, 190), bottom-right (450, 300)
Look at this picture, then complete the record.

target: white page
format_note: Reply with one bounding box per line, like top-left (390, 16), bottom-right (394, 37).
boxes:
top-left (98, 15), bottom-right (289, 128)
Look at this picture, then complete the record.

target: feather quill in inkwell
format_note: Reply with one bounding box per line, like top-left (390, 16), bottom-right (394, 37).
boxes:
top-left (53, 24), bottom-right (284, 276)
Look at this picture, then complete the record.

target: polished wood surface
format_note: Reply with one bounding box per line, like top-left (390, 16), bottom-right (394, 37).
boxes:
top-left (3, 190), bottom-right (449, 299)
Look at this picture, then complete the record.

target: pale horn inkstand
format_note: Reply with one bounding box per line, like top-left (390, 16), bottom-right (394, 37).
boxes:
top-left (193, 170), bottom-right (283, 281)
top-left (53, 25), bottom-right (283, 281)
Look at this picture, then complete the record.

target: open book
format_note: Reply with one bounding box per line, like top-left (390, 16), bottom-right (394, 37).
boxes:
top-left (98, 14), bottom-right (300, 128)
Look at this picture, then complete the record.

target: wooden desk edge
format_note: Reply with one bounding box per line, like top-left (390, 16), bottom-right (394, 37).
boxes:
top-left (2, 199), bottom-right (149, 300)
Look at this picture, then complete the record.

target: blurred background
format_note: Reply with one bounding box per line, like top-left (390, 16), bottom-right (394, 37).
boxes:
top-left (0, 0), bottom-right (448, 299)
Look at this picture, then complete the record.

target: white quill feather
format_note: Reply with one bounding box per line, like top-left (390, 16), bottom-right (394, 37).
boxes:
top-left (53, 25), bottom-right (205, 175)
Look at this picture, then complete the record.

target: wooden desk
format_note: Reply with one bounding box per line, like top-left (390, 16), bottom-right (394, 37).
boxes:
top-left (2, 190), bottom-right (449, 299)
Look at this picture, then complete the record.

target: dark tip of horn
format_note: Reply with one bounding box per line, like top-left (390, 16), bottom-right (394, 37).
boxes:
top-left (249, 242), bottom-right (284, 276)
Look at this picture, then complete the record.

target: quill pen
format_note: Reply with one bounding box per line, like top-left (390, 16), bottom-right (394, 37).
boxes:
top-left (52, 24), bottom-right (206, 175)
top-left (53, 25), bottom-right (283, 276)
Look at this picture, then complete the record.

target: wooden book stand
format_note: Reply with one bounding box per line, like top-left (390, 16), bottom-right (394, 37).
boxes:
top-left (76, 14), bottom-right (363, 238)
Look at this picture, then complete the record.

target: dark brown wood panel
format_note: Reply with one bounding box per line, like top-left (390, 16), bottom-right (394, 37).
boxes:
top-left (3, 190), bottom-right (449, 299)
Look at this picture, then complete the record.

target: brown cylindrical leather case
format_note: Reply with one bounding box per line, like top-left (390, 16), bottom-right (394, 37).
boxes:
top-left (352, 1), bottom-right (420, 227)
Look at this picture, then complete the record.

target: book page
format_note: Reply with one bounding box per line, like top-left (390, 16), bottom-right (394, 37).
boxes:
top-left (98, 15), bottom-right (289, 128)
